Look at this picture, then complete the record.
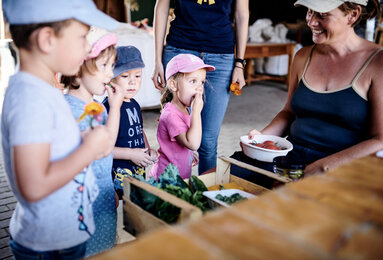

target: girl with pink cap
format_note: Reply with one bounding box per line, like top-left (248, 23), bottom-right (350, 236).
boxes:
top-left (62, 27), bottom-right (124, 257)
top-left (150, 54), bottom-right (215, 179)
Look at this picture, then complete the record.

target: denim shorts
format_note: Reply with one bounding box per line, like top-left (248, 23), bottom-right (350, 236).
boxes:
top-left (9, 238), bottom-right (86, 260)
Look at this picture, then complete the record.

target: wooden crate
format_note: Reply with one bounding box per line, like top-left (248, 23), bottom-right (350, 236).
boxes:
top-left (123, 157), bottom-right (271, 237)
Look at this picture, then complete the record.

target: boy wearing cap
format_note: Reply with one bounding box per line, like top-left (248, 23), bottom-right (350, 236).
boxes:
top-left (1, 0), bottom-right (119, 258)
top-left (103, 46), bottom-right (158, 200)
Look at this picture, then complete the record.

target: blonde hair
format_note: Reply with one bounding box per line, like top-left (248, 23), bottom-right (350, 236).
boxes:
top-left (160, 72), bottom-right (183, 111)
top-left (61, 45), bottom-right (117, 89)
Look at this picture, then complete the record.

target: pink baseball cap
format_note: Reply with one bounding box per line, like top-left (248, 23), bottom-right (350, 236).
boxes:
top-left (165, 54), bottom-right (215, 81)
top-left (85, 27), bottom-right (118, 60)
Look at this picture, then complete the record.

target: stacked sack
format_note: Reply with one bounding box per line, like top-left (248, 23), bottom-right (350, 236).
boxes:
top-left (248, 19), bottom-right (302, 76)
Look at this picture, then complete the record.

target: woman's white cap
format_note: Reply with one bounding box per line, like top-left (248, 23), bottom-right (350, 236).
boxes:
top-left (294, 0), bottom-right (368, 13)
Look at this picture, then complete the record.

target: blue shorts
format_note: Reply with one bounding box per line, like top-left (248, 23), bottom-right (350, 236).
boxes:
top-left (10, 238), bottom-right (86, 260)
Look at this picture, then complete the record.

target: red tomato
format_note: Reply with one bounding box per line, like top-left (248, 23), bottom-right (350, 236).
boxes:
top-left (263, 140), bottom-right (275, 146)
top-left (264, 145), bottom-right (277, 150)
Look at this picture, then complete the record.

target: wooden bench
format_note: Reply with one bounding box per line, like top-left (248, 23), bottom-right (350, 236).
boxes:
top-left (244, 42), bottom-right (296, 90)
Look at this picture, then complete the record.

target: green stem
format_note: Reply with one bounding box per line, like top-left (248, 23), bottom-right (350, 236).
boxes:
top-left (90, 117), bottom-right (94, 129)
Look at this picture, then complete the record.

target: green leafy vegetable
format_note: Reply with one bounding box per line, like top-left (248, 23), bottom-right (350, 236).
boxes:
top-left (189, 175), bottom-right (208, 193)
top-left (130, 163), bottom-right (212, 224)
top-left (215, 193), bottom-right (247, 205)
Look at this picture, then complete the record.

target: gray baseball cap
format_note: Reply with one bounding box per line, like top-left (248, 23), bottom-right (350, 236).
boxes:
top-left (2, 0), bottom-right (120, 31)
top-left (294, 0), bottom-right (368, 13)
top-left (113, 46), bottom-right (145, 78)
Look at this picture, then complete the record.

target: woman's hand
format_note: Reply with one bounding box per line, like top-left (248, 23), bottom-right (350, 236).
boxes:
top-left (248, 128), bottom-right (262, 139)
top-left (231, 66), bottom-right (246, 90)
top-left (304, 159), bottom-right (328, 177)
top-left (152, 63), bottom-right (166, 90)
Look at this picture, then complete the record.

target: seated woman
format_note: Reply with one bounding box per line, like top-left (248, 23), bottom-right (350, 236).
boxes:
top-left (245, 0), bottom-right (383, 177)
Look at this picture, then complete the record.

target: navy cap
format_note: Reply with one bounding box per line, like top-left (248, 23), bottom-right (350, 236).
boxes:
top-left (2, 0), bottom-right (119, 31)
top-left (113, 46), bottom-right (145, 78)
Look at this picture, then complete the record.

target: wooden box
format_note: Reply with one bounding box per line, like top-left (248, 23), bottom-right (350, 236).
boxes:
top-left (122, 157), bottom-right (270, 237)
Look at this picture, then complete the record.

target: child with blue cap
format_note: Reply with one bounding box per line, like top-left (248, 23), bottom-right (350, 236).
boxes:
top-left (103, 46), bottom-right (158, 201)
top-left (1, 0), bottom-right (119, 259)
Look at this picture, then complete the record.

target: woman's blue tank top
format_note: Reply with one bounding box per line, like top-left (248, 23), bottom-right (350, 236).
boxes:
top-left (289, 47), bottom-right (382, 153)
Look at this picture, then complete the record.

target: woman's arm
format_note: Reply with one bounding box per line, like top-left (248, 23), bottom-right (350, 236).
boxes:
top-left (13, 126), bottom-right (110, 202)
top-left (152, 0), bottom-right (171, 90)
top-left (305, 50), bottom-right (383, 175)
top-left (231, 0), bottom-right (249, 89)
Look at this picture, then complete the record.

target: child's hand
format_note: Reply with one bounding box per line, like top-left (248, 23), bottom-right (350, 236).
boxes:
top-left (191, 92), bottom-right (203, 114)
top-left (131, 148), bottom-right (154, 167)
top-left (192, 152), bottom-right (199, 167)
top-left (106, 82), bottom-right (124, 108)
top-left (148, 149), bottom-right (158, 163)
top-left (248, 129), bottom-right (262, 139)
top-left (82, 125), bottom-right (111, 159)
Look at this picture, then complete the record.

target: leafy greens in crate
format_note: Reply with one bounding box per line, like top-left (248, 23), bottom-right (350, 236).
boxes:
top-left (130, 164), bottom-right (211, 224)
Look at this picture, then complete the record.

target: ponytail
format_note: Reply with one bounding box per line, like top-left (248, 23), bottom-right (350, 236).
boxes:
top-left (340, 0), bottom-right (381, 27)
top-left (159, 72), bottom-right (183, 112)
top-left (363, 0), bottom-right (381, 21)
top-left (160, 88), bottom-right (173, 112)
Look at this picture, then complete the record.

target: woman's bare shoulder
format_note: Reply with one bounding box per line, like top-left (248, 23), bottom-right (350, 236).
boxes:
top-left (365, 44), bottom-right (383, 75)
top-left (293, 45), bottom-right (314, 66)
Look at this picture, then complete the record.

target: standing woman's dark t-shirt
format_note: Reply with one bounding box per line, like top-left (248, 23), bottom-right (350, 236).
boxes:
top-left (166, 0), bottom-right (235, 54)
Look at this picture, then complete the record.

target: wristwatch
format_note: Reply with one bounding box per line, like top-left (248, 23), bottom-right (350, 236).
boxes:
top-left (234, 58), bottom-right (246, 67)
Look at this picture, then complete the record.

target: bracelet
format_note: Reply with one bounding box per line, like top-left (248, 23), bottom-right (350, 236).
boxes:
top-left (235, 65), bottom-right (244, 70)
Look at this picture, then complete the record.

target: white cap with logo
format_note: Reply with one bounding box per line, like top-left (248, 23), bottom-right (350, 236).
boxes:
top-left (294, 0), bottom-right (368, 13)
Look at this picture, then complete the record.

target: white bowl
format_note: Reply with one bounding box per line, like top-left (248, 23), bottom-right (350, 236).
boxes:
top-left (240, 135), bottom-right (293, 162)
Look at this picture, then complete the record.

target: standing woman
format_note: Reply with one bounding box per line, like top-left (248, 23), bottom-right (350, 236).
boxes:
top-left (247, 0), bottom-right (383, 175)
top-left (152, 0), bottom-right (249, 174)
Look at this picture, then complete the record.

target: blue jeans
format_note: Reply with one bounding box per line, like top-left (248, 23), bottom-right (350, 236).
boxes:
top-left (9, 238), bottom-right (86, 260)
top-left (163, 45), bottom-right (234, 174)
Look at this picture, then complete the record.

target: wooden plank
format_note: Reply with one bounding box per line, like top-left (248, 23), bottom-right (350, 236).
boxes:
top-left (232, 189), bottom-right (383, 259)
top-left (326, 155), bottom-right (383, 191)
top-left (286, 175), bottom-right (383, 226)
top-left (219, 156), bottom-right (292, 183)
top-left (123, 197), bottom-right (167, 236)
top-left (186, 209), bottom-right (334, 260)
top-left (89, 228), bottom-right (225, 260)
top-left (229, 175), bottom-right (268, 195)
top-left (215, 157), bottom-right (230, 184)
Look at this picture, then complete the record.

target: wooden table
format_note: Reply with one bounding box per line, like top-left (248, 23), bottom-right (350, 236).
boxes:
top-left (244, 42), bottom-right (296, 90)
top-left (91, 154), bottom-right (383, 259)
